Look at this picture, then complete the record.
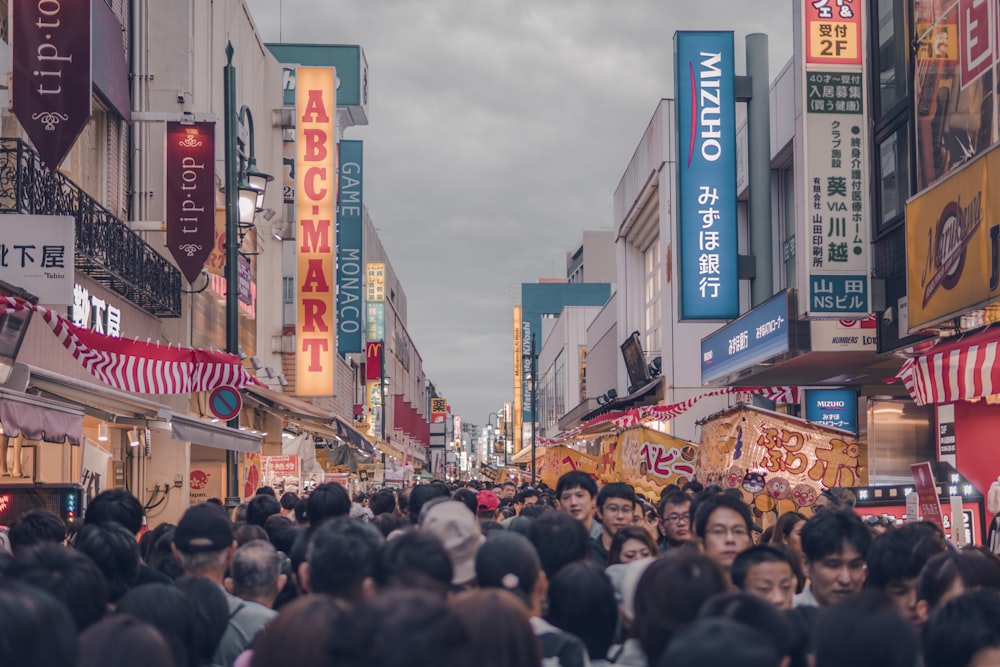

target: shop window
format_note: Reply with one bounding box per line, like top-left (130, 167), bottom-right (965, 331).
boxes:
top-left (643, 241), bottom-right (661, 355)
top-left (876, 126), bottom-right (909, 234)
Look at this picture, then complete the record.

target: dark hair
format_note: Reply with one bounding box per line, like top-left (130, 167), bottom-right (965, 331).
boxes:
top-left (525, 510), bottom-right (590, 579)
top-left (373, 529), bottom-right (454, 598)
top-left (305, 483), bottom-right (352, 528)
top-left (78, 614), bottom-right (173, 667)
top-left (597, 482), bottom-right (637, 511)
top-left (520, 504), bottom-right (547, 520)
top-left (555, 471), bottom-right (597, 499)
top-left (699, 591), bottom-right (791, 657)
top-left (370, 489), bottom-right (397, 516)
top-left (633, 550), bottom-right (728, 660)
top-left (73, 521), bottom-right (140, 602)
top-left (84, 489), bottom-right (144, 535)
top-left (731, 545), bottom-right (796, 590)
top-left (140, 522), bottom-right (175, 563)
top-left (174, 576), bottom-right (229, 666)
top-left (608, 525), bottom-right (658, 566)
top-left (476, 531), bottom-right (541, 605)
top-left (263, 514), bottom-right (299, 554)
top-left (255, 486), bottom-right (277, 498)
top-left (148, 526), bottom-right (184, 580)
top-left (924, 589), bottom-right (1000, 667)
top-left (246, 494), bottom-right (282, 527)
top-left (866, 522), bottom-right (946, 589)
top-left (371, 513), bottom-right (408, 538)
top-left (6, 544), bottom-right (108, 631)
top-left (116, 583), bottom-right (196, 667)
top-left (452, 488), bottom-right (478, 515)
top-left (811, 592), bottom-right (917, 667)
top-left (229, 539), bottom-right (282, 600)
top-left (657, 617), bottom-right (780, 667)
top-left (250, 595), bottom-right (357, 666)
top-left (799, 509), bottom-right (872, 563)
top-left (917, 551), bottom-right (1000, 608)
top-left (306, 517), bottom-right (385, 600)
top-left (7, 509), bottom-right (67, 554)
top-left (293, 498), bottom-right (308, 524)
top-left (692, 493), bottom-right (753, 539)
top-left (450, 588), bottom-right (543, 667)
top-left (682, 481), bottom-right (705, 496)
top-left (279, 492), bottom-right (298, 511)
top-left (0, 581), bottom-right (77, 667)
top-left (657, 491), bottom-right (690, 517)
top-left (784, 606), bottom-right (819, 667)
top-left (515, 489), bottom-right (540, 505)
top-left (233, 521), bottom-right (268, 546)
top-left (771, 512), bottom-right (806, 547)
top-left (408, 483), bottom-right (450, 522)
top-left (547, 560), bottom-right (617, 660)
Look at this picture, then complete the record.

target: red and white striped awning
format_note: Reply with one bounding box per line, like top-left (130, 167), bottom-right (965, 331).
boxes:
top-left (895, 325), bottom-right (1000, 406)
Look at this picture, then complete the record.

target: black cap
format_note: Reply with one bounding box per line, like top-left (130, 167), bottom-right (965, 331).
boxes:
top-left (174, 503), bottom-right (235, 553)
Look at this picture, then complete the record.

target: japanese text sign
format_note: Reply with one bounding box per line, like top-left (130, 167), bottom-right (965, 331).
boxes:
top-left (701, 290), bottom-right (791, 385)
top-left (911, 461), bottom-right (945, 533)
top-left (0, 215), bottom-right (74, 305)
top-left (805, 0), bottom-right (862, 65)
top-left (674, 31), bottom-right (738, 320)
top-left (805, 388), bottom-right (858, 433)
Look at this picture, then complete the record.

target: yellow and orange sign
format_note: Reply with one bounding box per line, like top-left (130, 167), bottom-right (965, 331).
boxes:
top-left (598, 427), bottom-right (699, 498)
top-left (906, 148), bottom-right (1000, 332)
top-left (535, 445), bottom-right (599, 490)
top-left (295, 67), bottom-right (337, 396)
top-left (804, 0), bottom-right (863, 65)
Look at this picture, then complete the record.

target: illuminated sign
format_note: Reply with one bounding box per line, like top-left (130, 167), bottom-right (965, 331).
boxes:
top-left (295, 67), bottom-right (337, 396)
top-left (804, 388), bottom-right (858, 433)
top-left (701, 290), bottom-right (791, 385)
top-left (674, 31), bottom-right (738, 320)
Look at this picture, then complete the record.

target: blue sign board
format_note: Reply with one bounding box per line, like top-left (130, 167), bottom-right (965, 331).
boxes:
top-left (805, 389), bottom-right (858, 434)
top-left (337, 140), bottom-right (364, 355)
top-left (808, 275), bottom-right (869, 316)
top-left (701, 291), bottom-right (790, 384)
top-left (268, 44), bottom-right (368, 110)
top-left (675, 31), bottom-right (738, 320)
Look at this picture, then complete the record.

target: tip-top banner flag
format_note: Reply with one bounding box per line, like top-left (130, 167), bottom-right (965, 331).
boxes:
top-left (166, 122), bottom-right (215, 284)
top-left (12, 0), bottom-right (93, 172)
top-left (674, 31), bottom-right (739, 320)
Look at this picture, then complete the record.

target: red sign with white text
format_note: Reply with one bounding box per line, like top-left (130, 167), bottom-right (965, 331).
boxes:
top-left (804, 0), bottom-right (863, 65)
top-left (911, 461), bottom-right (946, 533)
top-left (166, 122), bottom-right (216, 284)
top-left (366, 340), bottom-right (383, 381)
top-left (959, 0), bottom-right (994, 87)
top-left (12, 0), bottom-right (93, 172)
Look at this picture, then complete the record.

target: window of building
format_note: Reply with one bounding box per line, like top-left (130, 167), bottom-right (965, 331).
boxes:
top-left (877, 127), bottom-right (909, 232)
top-left (283, 277), bottom-right (294, 303)
top-left (777, 166), bottom-right (797, 290)
top-left (643, 241), bottom-right (661, 355)
top-left (875, 0), bottom-right (907, 117)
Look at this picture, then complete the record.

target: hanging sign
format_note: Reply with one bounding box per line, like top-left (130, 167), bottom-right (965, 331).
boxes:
top-left (166, 121), bottom-right (216, 284)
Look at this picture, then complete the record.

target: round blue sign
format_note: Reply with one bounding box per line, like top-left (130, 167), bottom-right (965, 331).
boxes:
top-left (209, 385), bottom-right (242, 421)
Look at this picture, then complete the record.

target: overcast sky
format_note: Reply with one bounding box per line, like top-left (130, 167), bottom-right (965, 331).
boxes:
top-left (244, 0), bottom-right (794, 428)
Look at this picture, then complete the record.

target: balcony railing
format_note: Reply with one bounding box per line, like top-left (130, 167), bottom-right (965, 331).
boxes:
top-left (0, 138), bottom-right (181, 317)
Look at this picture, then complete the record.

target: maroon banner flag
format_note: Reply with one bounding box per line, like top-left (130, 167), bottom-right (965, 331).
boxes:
top-left (165, 122), bottom-right (215, 284)
top-left (366, 341), bottom-right (383, 381)
top-left (12, 0), bottom-right (93, 172)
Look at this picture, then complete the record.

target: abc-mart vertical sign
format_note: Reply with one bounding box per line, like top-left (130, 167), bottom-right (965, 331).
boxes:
top-left (675, 31), bottom-right (739, 320)
top-left (797, 0), bottom-right (870, 319)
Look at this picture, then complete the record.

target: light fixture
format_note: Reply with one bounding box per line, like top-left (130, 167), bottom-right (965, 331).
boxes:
top-left (264, 366), bottom-right (276, 379)
top-left (98, 422), bottom-right (109, 442)
top-left (606, 388), bottom-right (618, 401)
top-left (128, 428), bottom-right (140, 448)
top-left (246, 166), bottom-right (273, 211)
top-left (238, 346), bottom-right (247, 361)
top-left (237, 181), bottom-right (259, 227)
top-left (277, 374), bottom-right (289, 387)
top-left (250, 355), bottom-right (262, 370)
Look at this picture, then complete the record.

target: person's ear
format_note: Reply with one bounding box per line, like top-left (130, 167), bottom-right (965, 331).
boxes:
top-left (534, 569), bottom-right (549, 601)
top-left (362, 577), bottom-right (377, 600)
top-left (298, 561), bottom-right (311, 594)
top-left (223, 577), bottom-right (235, 594)
top-left (276, 573), bottom-right (288, 593)
top-left (914, 599), bottom-right (931, 626)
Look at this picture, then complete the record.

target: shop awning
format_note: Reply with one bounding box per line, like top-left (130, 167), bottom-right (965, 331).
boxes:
top-left (334, 416), bottom-right (377, 455)
top-left (244, 385), bottom-right (376, 452)
top-left (895, 325), bottom-right (1000, 406)
top-left (170, 413), bottom-right (262, 454)
top-left (0, 386), bottom-right (84, 445)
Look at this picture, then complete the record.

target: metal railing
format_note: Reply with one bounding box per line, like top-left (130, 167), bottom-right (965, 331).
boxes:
top-left (0, 138), bottom-right (181, 317)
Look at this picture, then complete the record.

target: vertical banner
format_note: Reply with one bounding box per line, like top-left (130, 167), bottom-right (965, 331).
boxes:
top-left (337, 141), bottom-right (364, 354)
top-left (674, 31), bottom-right (739, 320)
top-left (798, 0), bottom-right (870, 319)
top-left (365, 340), bottom-right (383, 439)
top-left (295, 67), bottom-right (337, 396)
top-left (366, 262), bottom-right (385, 341)
top-left (911, 461), bottom-right (945, 533)
top-left (165, 122), bottom-right (216, 284)
top-left (513, 306), bottom-right (523, 455)
top-left (12, 0), bottom-right (93, 172)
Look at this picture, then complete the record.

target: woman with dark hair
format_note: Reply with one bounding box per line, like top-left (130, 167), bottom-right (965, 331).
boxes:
top-left (770, 512), bottom-right (806, 550)
top-left (547, 560), bottom-right (618, 664)
top-left (451, 588), bottom-right (542, 667)
top-left (633, 550), bottom-right (728, 661)
top-left (608, 526), bottom-right (658, 566)
top-left (116, 583), bottom-right (196, 667)
top-left (175, 576), bottom-right (230, 667)
top-left (78, 615), bottom-right (175, 667)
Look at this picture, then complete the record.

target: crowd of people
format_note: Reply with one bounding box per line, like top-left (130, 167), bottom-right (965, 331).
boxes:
top-left (2, 471), bottom-right (1000, 667)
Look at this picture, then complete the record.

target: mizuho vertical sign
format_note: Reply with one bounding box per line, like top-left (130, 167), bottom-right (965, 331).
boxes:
top-left (675, 31), bottom-right (738, 320)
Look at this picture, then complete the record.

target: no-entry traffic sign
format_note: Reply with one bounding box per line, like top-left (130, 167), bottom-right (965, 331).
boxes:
top-left (209, 385), bottom-right (242, 421)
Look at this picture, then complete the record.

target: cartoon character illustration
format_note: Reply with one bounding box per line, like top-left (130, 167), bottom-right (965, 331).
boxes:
top-left (726, 465), bottom-right (742, 489)
top-left (742, 471), bottom-right (766, 494)
top-left (791, 484), bottom-right (818, 507)
top-left (733, 424), bottom-right (744, 460)
top-left (765, 476), bottom-right (791, 500)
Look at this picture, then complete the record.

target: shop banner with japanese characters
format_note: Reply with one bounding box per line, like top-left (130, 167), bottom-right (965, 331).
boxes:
top-left (911, 461), bottom-right (946, 533)
top-left (674, 31), bottom-right (739, 320)
top-left (697, 404), bottom-right (868, 517)
top-left (598, 427), bottom-right (698, 498)
top-left (261, 455), bottom-right (300, 496)
top-left (534, 445), bottom-right (599, 490)
top-left (0, 215), bottom-right (74, 305)
top-left (797, 1), bottom-right (870, 319)
top-left (242, 453), bottom-right (262, 501)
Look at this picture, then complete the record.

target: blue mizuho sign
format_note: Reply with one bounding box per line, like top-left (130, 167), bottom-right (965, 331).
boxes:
top-left (675, 31), bottom-right (738, 320)
top-left (337, 140), bottom-right (364, 355)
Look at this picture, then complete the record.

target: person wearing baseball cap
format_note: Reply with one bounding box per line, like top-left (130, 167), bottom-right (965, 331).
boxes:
top-left (172, 502), bottom-right (276, 667)
top-left (476, 490), bottom-right (500, 522)
top-left (419, 500), bottom-right (485, 590)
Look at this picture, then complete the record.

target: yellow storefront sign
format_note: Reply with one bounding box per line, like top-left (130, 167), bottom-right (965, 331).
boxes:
top-left (906, 149), bottom-right (1000, 331)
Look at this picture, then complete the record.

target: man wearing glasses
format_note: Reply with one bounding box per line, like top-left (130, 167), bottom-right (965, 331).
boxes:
top-left (657, 491), bottom-right (694, 552)
top-left (693, 493), bottom-right (754, 586)
top-left (592, 482), bottom-right (639, 565)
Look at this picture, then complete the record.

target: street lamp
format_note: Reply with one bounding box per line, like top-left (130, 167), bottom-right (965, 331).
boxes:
top-left (223, 42), bottom-right (272, 509)
top-left (487, 411), bottom-right (506, 467)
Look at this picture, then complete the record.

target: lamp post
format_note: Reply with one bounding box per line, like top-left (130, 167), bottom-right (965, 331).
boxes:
top-left (487, 411), bottom-right (502, 467)
top-left (223, 42), bottom-right (272, 510)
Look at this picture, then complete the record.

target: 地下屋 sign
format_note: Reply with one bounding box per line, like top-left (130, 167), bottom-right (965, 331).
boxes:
top-left (674, 31), bottom-right (738, 320)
